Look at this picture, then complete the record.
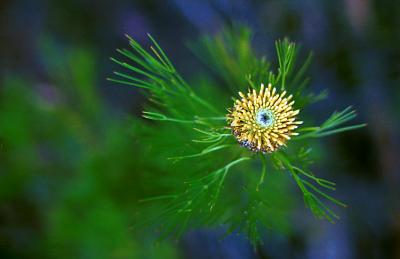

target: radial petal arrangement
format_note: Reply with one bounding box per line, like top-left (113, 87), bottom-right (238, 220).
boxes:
top-left (227, 83), bottom-right (303, 153)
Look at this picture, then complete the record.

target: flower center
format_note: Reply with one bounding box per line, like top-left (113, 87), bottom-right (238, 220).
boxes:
top-left (256, 108), bottom-right (275, 128)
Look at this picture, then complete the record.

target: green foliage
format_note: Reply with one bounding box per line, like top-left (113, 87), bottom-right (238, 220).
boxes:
top-left (296, 106), bottom-right (367, 139)
top-left (109, 25), bottom-right (365, 245)
top-left (190, 26), bottom-right (270, 93)
top-left (108, 34), bottom-right (221, 123)
top-left (0, 42), bottom-right (180, 258)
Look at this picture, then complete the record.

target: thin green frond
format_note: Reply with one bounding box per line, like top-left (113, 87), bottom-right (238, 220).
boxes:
top-left (275, 38), bottom-right (298, 90)
top-left (137, 157), bottom-right (251, 239)
top-left (274, 151), bottom-right (345, 222)
top-left (111, 34), bottom-right (222, 121)
top-left (192, 128), bottom-right (231, 143)
top-left (142, 111), bottom-right (196, 124)
top-left (169, 144), bottom-right (234, 163)
top-left (256, 154), bottom-right (267, 192)
top-left (295, 106), bottom-right (366, 140)
top-left (189, 25), bottom-right (270, 92)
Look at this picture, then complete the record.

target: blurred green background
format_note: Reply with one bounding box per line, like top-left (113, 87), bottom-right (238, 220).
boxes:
top-left (1, 0), bottom-right (399, 258)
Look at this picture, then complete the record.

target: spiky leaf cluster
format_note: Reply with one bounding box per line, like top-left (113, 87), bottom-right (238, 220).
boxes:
top-left (109, 26), bottom-right (365, 245)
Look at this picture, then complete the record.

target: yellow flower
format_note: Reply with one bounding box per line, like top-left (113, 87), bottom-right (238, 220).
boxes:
top-left (227, 83), bottom-right (303, 153)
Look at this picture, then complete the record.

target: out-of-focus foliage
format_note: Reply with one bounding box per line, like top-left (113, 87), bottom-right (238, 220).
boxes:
top-left (190, 26), bottom-right (270, 93)
top-left (0, 42), bottom-right (179, 259)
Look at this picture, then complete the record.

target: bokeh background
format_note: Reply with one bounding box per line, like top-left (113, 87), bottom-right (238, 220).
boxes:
top-left (1, 0), bottom-right (399, 258)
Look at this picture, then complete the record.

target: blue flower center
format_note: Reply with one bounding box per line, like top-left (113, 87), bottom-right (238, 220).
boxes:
top-left (256, 109), bottom-right (275, 128)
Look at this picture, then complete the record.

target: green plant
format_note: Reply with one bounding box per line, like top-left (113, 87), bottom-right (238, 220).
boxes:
top-left (109, 26), bottom-right (365, 245)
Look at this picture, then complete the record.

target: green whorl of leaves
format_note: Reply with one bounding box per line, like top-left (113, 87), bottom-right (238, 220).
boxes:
top-left (109, 26), bottom-right (365, 245)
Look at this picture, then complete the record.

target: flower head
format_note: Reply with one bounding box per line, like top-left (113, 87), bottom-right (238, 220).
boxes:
top-left (227, 83), bottom-right (303, 153)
